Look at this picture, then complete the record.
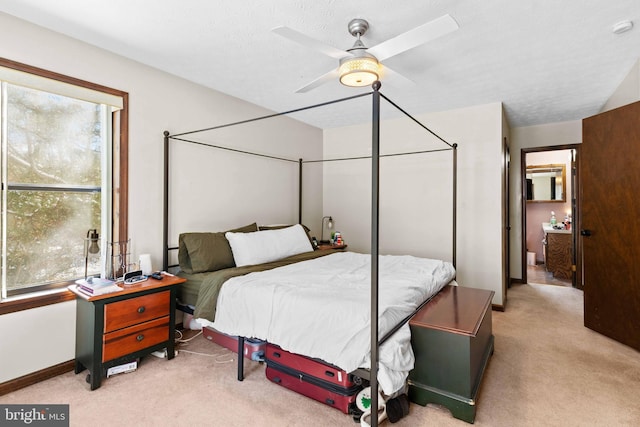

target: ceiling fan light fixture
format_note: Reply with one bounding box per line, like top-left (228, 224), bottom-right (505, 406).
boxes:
top-left (339, 55), bottom-right (379, 87)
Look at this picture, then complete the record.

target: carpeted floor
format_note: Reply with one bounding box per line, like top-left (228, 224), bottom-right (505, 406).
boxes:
top-left (1, 283), bottom-right (639, 426)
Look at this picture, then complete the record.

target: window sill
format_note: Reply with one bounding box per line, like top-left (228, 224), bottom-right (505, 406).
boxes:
top-left (0, 288), bottom-right (75, 315)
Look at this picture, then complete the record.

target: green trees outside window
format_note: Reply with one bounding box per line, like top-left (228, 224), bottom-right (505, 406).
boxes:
top-left (2, 83), bottom-right (106, 295)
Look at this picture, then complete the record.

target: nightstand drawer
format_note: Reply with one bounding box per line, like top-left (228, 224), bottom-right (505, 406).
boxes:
top-left (102, 316), bottom-right (170, 362)
top-left (103, 290), bottom-right (170, 332)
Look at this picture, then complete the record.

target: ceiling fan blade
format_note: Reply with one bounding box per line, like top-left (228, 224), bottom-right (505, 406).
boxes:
top-left (295, 69), bottom-right (340, 93)
top-left (366, 14), bottom-right (459, 62)
top-left (272, 26), bottom-right (350, 59)
top-left (379, 65), bottom-right (415, 89)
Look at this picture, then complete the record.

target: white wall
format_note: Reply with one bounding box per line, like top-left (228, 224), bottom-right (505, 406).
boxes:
top-left (601, 59), bottom-right (640, 112)
top-left (0, 12), bottom-right (323, 383)
top-left (323, 102), bottom-right (506, 305)
top-left (0, 301), bottom-right (75, 382)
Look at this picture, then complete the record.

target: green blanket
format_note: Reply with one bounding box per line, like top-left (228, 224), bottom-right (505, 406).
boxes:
top-left (178, 250), bottom-right (337, 321)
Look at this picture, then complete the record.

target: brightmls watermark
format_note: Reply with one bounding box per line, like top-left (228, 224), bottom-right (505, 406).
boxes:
top-left (1, 405), bottom-right (69, 426)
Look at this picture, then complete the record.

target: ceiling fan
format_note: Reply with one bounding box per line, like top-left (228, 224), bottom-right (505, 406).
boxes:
top-left (272, 14), bottom-right (459, 93)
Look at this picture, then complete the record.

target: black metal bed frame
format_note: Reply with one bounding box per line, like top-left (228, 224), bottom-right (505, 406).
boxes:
top-left (162, 82), bottom-right (456, 426)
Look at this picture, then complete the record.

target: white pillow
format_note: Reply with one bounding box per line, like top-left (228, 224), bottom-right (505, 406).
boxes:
top-left (226, 224), bottom-right (313, 267)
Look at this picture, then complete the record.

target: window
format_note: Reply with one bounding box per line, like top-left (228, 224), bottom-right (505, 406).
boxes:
top-left (0, 59), bottom-right (128, 302)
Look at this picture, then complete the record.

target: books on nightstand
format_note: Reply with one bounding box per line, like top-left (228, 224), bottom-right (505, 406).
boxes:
top-left (75, 277), bottom-right (122, 296)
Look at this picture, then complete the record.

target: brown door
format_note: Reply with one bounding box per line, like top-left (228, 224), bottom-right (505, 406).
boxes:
top-left (582, 100), bottom-right (640, 351)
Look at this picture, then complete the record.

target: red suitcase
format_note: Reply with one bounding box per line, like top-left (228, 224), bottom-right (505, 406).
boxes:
top-left (203, 326), bottom-right (266, 361)
top-left (265, 344), bottom-right (365, 414)
top-left (265, 344), bottom-right (361, 388)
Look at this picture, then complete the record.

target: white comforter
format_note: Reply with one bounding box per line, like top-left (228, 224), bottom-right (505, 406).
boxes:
top-left (202, 251), bottom-right (455, 394)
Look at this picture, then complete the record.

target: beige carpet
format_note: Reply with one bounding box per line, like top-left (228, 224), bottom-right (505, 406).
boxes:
top-left (2, 283), bottom-right (639, 426)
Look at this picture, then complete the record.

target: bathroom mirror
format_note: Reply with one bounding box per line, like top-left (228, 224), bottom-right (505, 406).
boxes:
top-left (525, 164), bottom-right (566, 202)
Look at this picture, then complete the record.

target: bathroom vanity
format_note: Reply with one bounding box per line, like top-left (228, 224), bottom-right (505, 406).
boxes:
top-left (542, 223), bottom-right (572, 280)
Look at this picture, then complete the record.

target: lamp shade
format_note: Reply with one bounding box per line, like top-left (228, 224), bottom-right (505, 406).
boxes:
top-left (339, 54), bottom-right (379, 87)
top-left (84, 229), bottom-right (101, 279)
top-left (87, 229), bottom-right (100, 254)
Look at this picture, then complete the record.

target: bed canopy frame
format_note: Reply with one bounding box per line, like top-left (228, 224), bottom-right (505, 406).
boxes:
top-left (162, 81), bottom-right (457, 425)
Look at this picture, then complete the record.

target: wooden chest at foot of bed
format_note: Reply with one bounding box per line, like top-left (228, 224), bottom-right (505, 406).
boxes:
top-left (408, 285), bottom-right (494, 424)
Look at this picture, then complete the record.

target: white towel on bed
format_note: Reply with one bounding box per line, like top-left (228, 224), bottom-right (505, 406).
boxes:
top-left (202, 251), bottom-right (455, 394)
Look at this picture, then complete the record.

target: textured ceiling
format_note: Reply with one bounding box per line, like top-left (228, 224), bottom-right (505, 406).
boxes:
top-left (1, 0), bottom-right (639, 129)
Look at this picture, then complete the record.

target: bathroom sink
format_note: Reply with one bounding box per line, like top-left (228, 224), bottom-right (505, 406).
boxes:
top-left (542, 222), bottom-right (571, 234)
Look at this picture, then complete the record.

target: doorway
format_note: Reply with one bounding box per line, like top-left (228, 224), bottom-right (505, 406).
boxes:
top-left (521, 145), bottom-right (580, 288)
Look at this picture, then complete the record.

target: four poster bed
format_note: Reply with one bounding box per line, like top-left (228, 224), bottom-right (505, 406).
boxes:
top-left (162, 83), bottom-right (464, 425)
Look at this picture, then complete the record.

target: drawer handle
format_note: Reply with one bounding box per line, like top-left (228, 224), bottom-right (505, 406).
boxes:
top-left (137, 306), bottom-right (146, 314)
top-left (136, 334), bottom-right (145, 342)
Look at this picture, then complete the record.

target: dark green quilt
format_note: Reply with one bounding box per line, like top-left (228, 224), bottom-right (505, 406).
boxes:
top-left (178, 250), bottom-right (337, 321)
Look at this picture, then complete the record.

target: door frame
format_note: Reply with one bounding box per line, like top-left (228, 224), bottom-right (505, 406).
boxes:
top-left (520, 144), bottom-right (581, 287)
